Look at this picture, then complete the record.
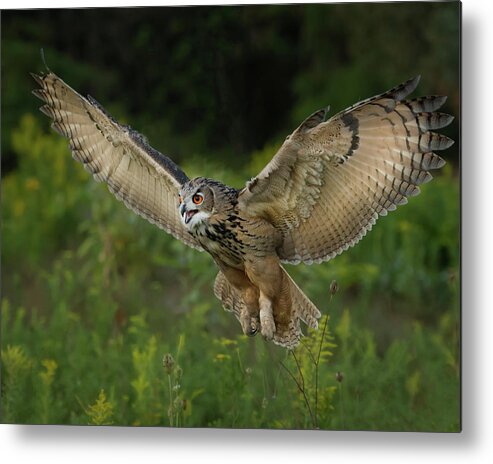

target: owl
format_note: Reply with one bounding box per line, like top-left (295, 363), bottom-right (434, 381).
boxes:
top-left (32, 70), bottom-right (453, 349)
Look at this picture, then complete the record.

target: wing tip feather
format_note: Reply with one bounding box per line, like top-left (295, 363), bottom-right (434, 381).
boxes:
top-left (433, 155), bottom-right (447, 169)
top-left (30, 71), bottom-right (45, 86)
top-left (388, 75), bottom-right (421, 101)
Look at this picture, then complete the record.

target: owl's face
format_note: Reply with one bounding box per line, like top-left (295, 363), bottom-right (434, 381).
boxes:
top-left (178, 178), bottom-right (215, 230)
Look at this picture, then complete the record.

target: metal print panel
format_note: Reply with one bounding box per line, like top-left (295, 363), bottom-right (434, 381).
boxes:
top-left (1, 1), bottom-right (460, 431)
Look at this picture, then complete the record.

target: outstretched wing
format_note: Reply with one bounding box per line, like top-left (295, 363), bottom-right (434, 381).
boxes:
top-left (32, 71), bottom-right (201, 251)
top-left (239, 76), bottom-right (453, 264)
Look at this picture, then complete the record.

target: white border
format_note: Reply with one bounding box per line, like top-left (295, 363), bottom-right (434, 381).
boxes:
top-left (2, 0), bottom-right (492, 463)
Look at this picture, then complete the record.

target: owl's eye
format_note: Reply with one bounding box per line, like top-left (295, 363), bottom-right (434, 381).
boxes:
top-left (178, 195), bottom-right (183, 204)
top-left (192, 193), bottom-right (204, 205)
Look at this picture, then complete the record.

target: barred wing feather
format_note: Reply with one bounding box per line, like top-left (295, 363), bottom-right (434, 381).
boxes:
top-left (32, 72), bottom-right (201, 251)
top-left (239, 76), bottom-right (453, 264)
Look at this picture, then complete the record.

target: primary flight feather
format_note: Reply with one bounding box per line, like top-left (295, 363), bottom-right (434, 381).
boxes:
top-left (32, 71), bottom-right (453, 349)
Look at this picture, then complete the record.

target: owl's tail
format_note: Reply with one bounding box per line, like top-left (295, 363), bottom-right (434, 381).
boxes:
top-left (214, 267), bottom-right (321, 349)
top-left (280, 266), bottom-right (321, 331)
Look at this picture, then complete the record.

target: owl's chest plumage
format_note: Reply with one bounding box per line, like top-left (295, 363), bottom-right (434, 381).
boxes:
top-left (190, 209), bottom-right (282, 269)
top-left (192, 212), bottom-right (246, 267)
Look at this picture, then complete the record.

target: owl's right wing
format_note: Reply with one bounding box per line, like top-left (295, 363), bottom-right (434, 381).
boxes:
top-left (239, 76), bottom-right (454, 264)
top-left (32, 71), bottom-right (202, 251)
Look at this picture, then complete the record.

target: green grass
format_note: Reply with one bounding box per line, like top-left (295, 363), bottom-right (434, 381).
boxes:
top-left (1, 114), bottom-right (460, 430)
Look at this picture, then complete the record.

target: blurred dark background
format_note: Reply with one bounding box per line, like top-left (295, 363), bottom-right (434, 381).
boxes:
top-left (2, 2), bottom-right (459, 175)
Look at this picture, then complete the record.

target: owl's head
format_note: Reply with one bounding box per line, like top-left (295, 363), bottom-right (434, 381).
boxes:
top-left (178, 177), bottom-right (216, 230)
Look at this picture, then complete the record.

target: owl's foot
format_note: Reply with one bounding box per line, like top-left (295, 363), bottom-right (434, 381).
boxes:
top-left (259, 293), bottom-right (276, 340)
top-left (260, 317), bottom-right (276, 340)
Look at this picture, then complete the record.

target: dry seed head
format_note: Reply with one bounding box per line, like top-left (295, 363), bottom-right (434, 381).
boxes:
top-left (330, 280), bottom-right (339, 295)
top-left (335, 371), bottom-right (344, 383)
top-left (163, 353), bottom-right (175, 374)
top-left (173, 396), bottom-right (185, 411)
top-left (448, 268), bottom-right (456, 285)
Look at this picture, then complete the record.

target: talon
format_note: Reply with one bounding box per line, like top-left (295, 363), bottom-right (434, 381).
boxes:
top-left (248, 318), bottom-right (259, 336)
top-left (247, 327), bottom-right (258, 337)
top-left (241, 314), bottom-right (259, 337)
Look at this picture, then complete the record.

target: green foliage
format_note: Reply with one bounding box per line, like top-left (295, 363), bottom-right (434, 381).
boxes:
top-left (1, 344), bottom-right (34, 423)
top-left (280, 313), bottom-right (338, 429)
top-left (329, 308), bottom-right (460, 431)
top-left (85, 390), bottom-right (115, 426)
top-left (1, 116), bottom-right (459, 430)
top-left (3, 114), bottom-right (91, 265)
top-left (37, 359), bottom-right (58, 423)
top-left (1, 2), bottom-right (459, 429)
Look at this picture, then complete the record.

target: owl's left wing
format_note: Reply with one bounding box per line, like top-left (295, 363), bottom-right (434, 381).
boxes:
top-left (32, 71), bottom-right (202, 251)
top-left (238, 76), bottom-right (454, 264)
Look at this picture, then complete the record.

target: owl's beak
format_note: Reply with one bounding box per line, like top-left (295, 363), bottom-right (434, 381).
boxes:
top-left (184, 210), bottom-right (198, 224)
top-left (180, 203), bottom-right (198, 225)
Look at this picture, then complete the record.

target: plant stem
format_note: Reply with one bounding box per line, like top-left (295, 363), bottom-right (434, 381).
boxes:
top-left (279, 361), bottom-right (315, 427)
top-left (314, 301), bottom-right (331, 428)
top-left (167, 373), bottom-right (173, 427)
top-left (339, 381), bottom-right (345, 429)
top-left (288, 350), bottom-right (317, 428)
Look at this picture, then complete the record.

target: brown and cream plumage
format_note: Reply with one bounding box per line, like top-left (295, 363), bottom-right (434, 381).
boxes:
top-left (32, 71), bottom-right (453, 349)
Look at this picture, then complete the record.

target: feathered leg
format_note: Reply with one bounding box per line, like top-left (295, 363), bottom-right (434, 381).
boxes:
top-left (214, 266), bottom-right (259, 336)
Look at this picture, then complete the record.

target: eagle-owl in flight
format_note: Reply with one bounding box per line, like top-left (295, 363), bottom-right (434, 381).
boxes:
top-left (32, 71), bottom-right (453, 349)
